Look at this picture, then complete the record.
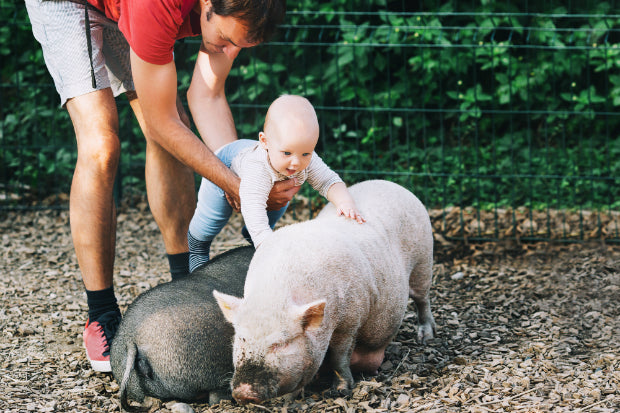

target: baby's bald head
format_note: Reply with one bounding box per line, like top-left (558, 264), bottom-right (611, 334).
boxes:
top-left (263, 95), bottom-right (319, 147)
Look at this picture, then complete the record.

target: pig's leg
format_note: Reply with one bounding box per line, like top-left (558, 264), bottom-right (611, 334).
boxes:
top-left (327, 336), bottom-right (356, 395)
top-left (282, 388), bottom-right (303, 403)
top-left (409, 261), bottom-right (436, 344)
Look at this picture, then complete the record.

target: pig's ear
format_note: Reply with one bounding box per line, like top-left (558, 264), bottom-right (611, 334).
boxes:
top-left (213, 290), bottom-right (243, 323)
top-left (294, 300), bottom-right (326, 332)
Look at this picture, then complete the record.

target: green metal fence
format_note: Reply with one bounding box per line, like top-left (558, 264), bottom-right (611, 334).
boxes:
top-left (1, 1), bottom-right (619, 243)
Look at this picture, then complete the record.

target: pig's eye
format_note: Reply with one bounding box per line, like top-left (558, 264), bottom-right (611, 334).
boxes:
top-left (269, 341), bottom-right (289, 352)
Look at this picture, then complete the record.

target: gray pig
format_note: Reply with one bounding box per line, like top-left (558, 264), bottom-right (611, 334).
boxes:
top-left (110, 246), bottom-right (254, 411)
top-left (214, 180), bottom-right (436, 404)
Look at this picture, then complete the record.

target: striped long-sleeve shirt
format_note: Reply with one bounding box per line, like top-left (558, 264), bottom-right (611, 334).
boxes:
top-left (231, 142), bottom-right (343, 247)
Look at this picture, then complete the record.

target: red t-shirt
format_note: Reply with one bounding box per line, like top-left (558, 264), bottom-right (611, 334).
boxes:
top-left (87, 0), bottom-right (201, 65)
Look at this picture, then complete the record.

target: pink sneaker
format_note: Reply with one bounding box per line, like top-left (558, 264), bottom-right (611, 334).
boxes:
top-left (83, 312), bottom-right (120, 372)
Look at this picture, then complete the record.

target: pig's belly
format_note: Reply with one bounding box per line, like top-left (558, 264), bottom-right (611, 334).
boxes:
top-left (350, 294), bottom-right (407, 372)
top-left (349, 316), bottom-right (402, 373)
top-left (349, 346), bottom-right (387, 373)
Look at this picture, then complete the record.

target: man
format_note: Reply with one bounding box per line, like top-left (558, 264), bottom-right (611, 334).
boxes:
top-left (25, 0), bottom-right (297, 373)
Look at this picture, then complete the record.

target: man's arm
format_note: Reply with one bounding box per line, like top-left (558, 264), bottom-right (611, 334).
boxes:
top-left (187, 44), bottom-right (238, 152)
top-left (186, 45), bottom-right (301, 210)
top-left (129, 49), bottom-right (241, 202)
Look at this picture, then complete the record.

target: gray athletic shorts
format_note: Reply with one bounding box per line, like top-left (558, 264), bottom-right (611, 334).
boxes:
top-left (25, 0), bottom-right (134, 107)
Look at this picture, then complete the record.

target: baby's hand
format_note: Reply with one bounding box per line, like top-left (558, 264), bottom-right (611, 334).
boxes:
top-left (336, 203), bottom-right (366, 224)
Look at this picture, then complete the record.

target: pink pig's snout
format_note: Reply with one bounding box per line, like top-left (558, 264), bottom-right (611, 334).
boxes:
top-left (232, 383), bottom-right (262, 405)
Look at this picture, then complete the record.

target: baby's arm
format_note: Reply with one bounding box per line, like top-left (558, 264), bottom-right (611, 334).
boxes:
top-left (239, 167), bottom-right (277, 248)
top-left (305, 152), bottom-right (365, 224)
top-left (326, 182), bottom-right (365, 224)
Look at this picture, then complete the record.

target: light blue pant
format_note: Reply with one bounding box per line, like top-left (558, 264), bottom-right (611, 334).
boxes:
top-left (188, 139), bottom-right (287, 271)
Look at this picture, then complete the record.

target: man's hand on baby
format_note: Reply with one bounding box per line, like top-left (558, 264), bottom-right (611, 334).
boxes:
top-left (267, 178), bottom-right (300, 210)
top-left (225, 192), bottom-right (241, 212)
top-left (337, 204), bottom-right (366, 224)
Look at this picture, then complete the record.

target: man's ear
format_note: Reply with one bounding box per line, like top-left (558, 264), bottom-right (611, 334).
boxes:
top-left (259, 131), bottom-right (268, 150)
top-left (195, 0), bottom-right (212, 16)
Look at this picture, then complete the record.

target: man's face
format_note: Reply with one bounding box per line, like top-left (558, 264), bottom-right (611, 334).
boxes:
top-left (199, 1), bottom-right (258, 59)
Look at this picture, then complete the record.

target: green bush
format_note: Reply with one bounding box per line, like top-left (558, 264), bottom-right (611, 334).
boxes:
top-left (1, 0), bottom-right (619, 211)
top-left (217, 1), bottom-right (620, 209)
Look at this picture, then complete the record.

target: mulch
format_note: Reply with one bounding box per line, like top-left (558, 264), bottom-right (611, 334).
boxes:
top-left (1, 197), bottom-right (618, 412)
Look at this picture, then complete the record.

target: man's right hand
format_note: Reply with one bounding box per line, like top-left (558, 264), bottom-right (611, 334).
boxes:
top-left (267, 178), bottom-right (301, 210)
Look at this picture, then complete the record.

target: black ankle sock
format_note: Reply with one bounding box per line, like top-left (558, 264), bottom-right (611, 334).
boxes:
top-left (168, 251), bottom-right (190, 280)
top-left (86, 286), bottom-right (120, 322)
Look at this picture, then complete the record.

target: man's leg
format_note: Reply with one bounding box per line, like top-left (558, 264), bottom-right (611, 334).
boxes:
top-left (66, 89), bottom-right (122, 372)
top-left (128, 93), bottom-right (196, 279)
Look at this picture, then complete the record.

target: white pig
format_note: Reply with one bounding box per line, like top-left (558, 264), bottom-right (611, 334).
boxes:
top-left (214, 179), bottom-right (435, 404)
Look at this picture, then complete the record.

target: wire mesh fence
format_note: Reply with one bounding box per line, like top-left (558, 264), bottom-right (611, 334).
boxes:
top-left (1, 1), bottom-right (618, 243)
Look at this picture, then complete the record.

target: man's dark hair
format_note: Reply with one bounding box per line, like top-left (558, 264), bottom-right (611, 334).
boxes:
top-left (210, 0), bottom-right (287, 44)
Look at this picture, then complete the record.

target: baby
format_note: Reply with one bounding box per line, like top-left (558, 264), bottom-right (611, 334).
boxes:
top-left (188, 94), bottom-right (364, 271)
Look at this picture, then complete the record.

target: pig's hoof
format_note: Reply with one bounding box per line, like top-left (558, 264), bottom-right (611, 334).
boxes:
top-left (418, 319), bottom-right (436, 344)
top-left (338, 387), bottom-right (352, 397)
top-left (169, 402), bottom-right (195, 413)
top-left (208, 389), bottom-right (230, 405)
top-left (325, 386), bottom-right (352, 399)
top-left (282, 388), bottom-right (303, 403)
top-left (329, 379), bottom-right (353, 398)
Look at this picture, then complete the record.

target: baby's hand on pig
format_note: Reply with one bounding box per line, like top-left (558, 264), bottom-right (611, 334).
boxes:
top-left (337, 204), bottom-right (366, 224)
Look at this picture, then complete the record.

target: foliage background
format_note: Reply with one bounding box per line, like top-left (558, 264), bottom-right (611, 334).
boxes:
top-left (1, 0), bottom-right (619, 239)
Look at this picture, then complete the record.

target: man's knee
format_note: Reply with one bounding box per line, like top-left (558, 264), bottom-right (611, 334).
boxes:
top-left (76, 134), bottom-right (121, 180)
top-left (67, 91), bottom-right (121, 175)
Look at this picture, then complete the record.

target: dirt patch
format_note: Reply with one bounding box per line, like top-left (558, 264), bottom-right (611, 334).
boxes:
top-left (1, 201), bottom-right (618, 412)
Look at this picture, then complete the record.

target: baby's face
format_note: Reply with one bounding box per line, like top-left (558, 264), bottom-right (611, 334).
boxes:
top-left (260, 130), bottom-right (316, 177)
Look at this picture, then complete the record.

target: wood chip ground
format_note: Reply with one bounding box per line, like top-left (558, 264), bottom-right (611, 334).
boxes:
top-left (1, 199), bottom-right (618, 412)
